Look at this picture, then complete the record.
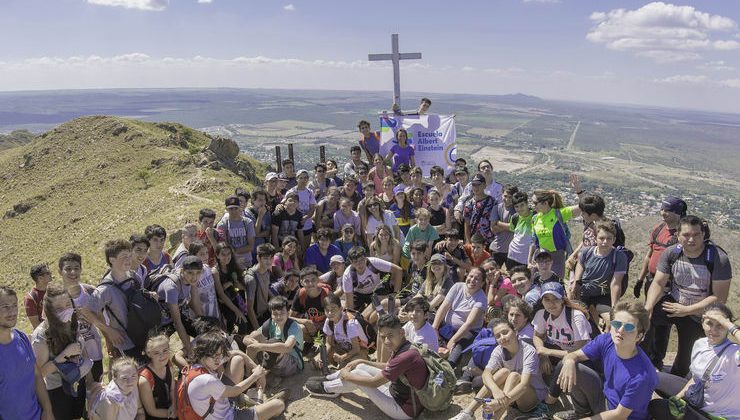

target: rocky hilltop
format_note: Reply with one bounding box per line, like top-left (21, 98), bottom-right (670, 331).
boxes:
top-left (0, 116), bottom-right (264, 297)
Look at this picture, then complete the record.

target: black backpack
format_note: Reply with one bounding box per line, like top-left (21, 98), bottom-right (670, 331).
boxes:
top-left (328, 309), bottom-right (377, 353)
top-left (349, 259), bottom-right (382, 289)
top-left (609, 219), bottom-right (633, 296)
top-left (665, 240), bottom-right (726, 296)
top-left (259, 318), bottom-right (304, 370)
top-left (100, 276), bottom-right (162, 350)
top-left (143, 264), bottom-right (178, 293)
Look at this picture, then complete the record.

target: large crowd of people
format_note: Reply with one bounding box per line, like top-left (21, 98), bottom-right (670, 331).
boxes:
top-left (0, 100), bottom-right (737, 420)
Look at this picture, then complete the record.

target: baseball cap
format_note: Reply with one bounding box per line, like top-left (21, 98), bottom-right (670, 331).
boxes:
top-left (278, 172), bottom-right (289, 181)
top-left (393, 185), bottom-right (406, 195)
top-left (533, 249), bottom-right (552, 261)
top-left (454, 167), bottom-right (469, 175)
top-left (471, 174), bottom-right (486, 185)
top-left (265, 172), bottom-right (278, 181)
top-left (661, 196), bottom-right (687, 216)
top-left (296, 169), bottom-right (309, 178)
top-left (330, 255), bottom-right (345, 265)
top-left (342, 223), bottom-right (355, 232)
top-left (429, 253), bottom-right (447, 265)
top-left (397, 163), bottom-right (410, 173)
top-left (225, 195), bottom-right (240, 208)
top-left (540, 281), bottom-right (565, 300)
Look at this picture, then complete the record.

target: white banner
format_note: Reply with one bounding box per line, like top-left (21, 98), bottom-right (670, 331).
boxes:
top-left (379, 114), bottom-right (457, 176)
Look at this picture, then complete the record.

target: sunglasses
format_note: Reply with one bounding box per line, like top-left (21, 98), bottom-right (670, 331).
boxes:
top-left (610, 320), bottom-right (637, 332)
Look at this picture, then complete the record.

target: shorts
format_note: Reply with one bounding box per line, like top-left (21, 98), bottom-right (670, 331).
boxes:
top-left (582, 295), bottom-right (611, 313)
top-left (353, 292), bottom-right (373, 311)
top-left (234, 406), bottom-right (256, 420)
top-left (271, 353), bottom-right (300, 378)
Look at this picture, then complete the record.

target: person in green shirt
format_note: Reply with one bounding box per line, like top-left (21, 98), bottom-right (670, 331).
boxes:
top-left (402, 208), bottom-right (440, 260)
top-left (528, 190), bottom-right (582, 278)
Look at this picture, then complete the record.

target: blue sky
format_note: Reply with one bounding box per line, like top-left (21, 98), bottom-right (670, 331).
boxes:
top-left (1, 0), bottom-right (739, 113)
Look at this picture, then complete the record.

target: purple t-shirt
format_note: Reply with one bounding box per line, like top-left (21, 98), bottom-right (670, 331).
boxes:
top-left (390, 144), bottom-right (415, 173)
top-left (582, 333), bottom-right (658, 420)
top-left (0, 329), bottom-right (41, 420)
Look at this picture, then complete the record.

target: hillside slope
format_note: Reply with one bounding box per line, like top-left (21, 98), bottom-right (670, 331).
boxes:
top-left (0, 116), bottom-right (265, 313)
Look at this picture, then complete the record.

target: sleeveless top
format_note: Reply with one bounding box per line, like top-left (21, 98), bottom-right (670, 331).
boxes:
top-left (429, 206), bottom-right (446, 227)
top-left (371, 167), bottom-right (388, 194)
top-left (139, 365), bottom-right (172, 420)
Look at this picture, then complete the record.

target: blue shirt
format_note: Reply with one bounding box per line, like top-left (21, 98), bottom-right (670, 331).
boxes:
top-left (582, 333), bottom-right (658, 420)
top-left (0, 329), bottom-right (42, 420)
top-left (303, 243), bottom-right (341, 274)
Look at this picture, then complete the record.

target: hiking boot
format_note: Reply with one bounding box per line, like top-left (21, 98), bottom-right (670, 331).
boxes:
top-left (304, 380), bottom-right (339, 398)
top-left (553, 410), bottom-right (579, 420)
top-left (449, 411), bottom-right (474, 420)
top-left (268, 389), bottom-right (289, 403)
top-left (454, 379), bottom-right (472, 394)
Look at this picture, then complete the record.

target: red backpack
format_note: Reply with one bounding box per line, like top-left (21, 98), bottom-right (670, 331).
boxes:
top-left (177, 365), bottom-right (215, 420)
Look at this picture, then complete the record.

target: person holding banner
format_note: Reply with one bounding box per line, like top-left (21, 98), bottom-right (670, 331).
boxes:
top-left (385, 128), bottom-right (415, 173)
top-left (358, 120), bottom-right (381, 164)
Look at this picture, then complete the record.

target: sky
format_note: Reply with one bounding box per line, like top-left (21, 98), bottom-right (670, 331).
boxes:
top-left (1, 0), bottom-right (739, 113)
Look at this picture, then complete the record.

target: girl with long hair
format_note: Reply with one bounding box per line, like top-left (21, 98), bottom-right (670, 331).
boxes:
top-left (528, 189), bottom-right (582, 278)
top-left (385, 128), bottom-right (416, 172)
top-left (138, 333), bottom-right (176, 420)
top-left (368, 153), bottom-right (391, 195)
top-left (213, 242), bottom-right (249, 334)
top-left (314, 186), bottom-right (340, 231)
top-left (272, 235), bottom-right (301, 278)
top-left (91, 357), bottom-right (143, 419)
top-left (379, 175), bottom-right (395, 208)
top-left (361, 197), bottom-right (400, 244)
top-left (368, 224), bottom-right (402, 266)
top-left (389, 186), bottom-right (415, 239)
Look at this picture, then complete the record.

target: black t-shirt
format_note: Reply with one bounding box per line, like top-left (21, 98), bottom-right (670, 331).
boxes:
top-left (271, 208), bottom-right (304, 240)
top-left (291, 288), bottom-right (327, 325)
top-left (429, 206), bottom-right (446, 227)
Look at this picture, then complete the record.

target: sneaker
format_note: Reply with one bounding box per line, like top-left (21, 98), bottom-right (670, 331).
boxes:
top-left (553, 410), bottom-right (579, 420)
top-left (454, 379), bottom-right (472, 394)
top-left (449, 411), bottom-right (474, 420)
top-left (304, 380), bottom-right (339, 398)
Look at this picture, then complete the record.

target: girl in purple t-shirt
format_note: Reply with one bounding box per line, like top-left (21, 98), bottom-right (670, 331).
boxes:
top-left (386, 128), bottom-right (416, 173)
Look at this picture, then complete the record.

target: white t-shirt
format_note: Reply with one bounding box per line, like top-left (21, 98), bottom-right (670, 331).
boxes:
top-left (443, 282), bottom-right (487, 331)
top-left (689, 338), bottom-right (740, 418)
top-left (532, 307), bottom-right (592, 352)
top-left (485, 339), bottom-right (548, 401)
top-left (403, 321), bottom-right (439, 353)
top-left (322, 314), bottom-right (368, 352)
top-left (187, 367), bottom-right (233, 420)
top-left (341, 257), bottom-right (393, 295)
top-left (195, 266), bottom-right (220, 319)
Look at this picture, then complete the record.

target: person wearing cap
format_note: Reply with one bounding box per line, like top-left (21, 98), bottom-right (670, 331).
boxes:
top-left (635, 196), bottom-right (685, 369)
top-left (358, 120), bottom-right (381, 163)
top-left (462, 173), bottom-right (498, 245)
top-left (217, 195), bottom-right (256, 270)
top-left (395, 163), bottom-right (413, 191)
top-left (277, 172), bottom-right (289, 195)
top-left (447, 166), bottom-right (469, 212)
top-left (453, 160), bottom-right (503, 224)
top-left (390, 185), bottom-right (415, 239)
top-left (319, 255), bottom-right (346, 293)
top-left (303, 228), bottom-right (342, 273)
top-left (287, 168), bottom-right (317, 252)
top-left (264, 172), bottom-right (282, 211)
top-left (433, 228), bottom-right (471, 280)
top-left (385, 128), bottom-right (416, 173)
top-left (644, 215), bottom-right (732, 378)
top-left (532, 282), bottom-right (592, 396)
top-left (281, 158), bottom-right (297, 190)
top-left (495, 191), bottom-right (534, 270)
top-left (333, 223), bottom-right (362, 261)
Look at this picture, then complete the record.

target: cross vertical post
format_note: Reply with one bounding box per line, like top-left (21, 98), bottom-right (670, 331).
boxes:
top-left (368, 34), bottom-right (422, 106)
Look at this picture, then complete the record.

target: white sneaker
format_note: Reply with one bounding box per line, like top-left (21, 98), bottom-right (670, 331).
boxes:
top-left (449, 411), bottom-right (474, 420)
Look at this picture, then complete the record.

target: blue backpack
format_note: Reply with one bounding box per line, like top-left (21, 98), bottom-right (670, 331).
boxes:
top-left (462, 328), bottom-right (498, 370)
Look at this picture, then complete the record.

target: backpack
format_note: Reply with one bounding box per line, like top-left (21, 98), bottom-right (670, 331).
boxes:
top-left (328, 309), bottom-right (377, 352)
top-left (298, 284), bottom-right (330, 309)
top-left (544, 305), bottom-right (599, 340)
top-left (613, 245), bottom-right (634, 297)
top-left (650, 222), bottom-right (678, 249)
top-left (400, 343), bottom-right (456, 414)
top-left (665, 241), bottom-right (726, 296)
top-left (142, 264), bottom-right (178, 293)
top-left (176, 365), bottom-right (215, 420)
top-left (100, 276), bottom-right (162, 350)
top-left (462, 327), bottom-right (498, 370)
top-left (349, 259), bottom-right (382, 289)
top-left (554, 208), bottom-right (573, 255)
top-left (260, 318), bottom-right (304, 370)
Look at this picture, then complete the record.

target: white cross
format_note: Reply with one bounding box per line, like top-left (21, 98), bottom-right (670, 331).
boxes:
top-left (368, 33), bottom-right (422, 106)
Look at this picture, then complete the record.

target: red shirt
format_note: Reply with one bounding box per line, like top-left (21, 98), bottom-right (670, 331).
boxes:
top-left (24, 287), bottom-right (45, 321)
top-left (463, 244), bottom-right (490, 267)
top-left (382, 341), bottom-right (428, 417)
top-left (648, 223), bottom-right (678, 275)
top-left (196, 230), bottom-right (217, 267)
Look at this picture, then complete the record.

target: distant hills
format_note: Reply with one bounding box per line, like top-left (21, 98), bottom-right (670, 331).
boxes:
top-left (0, 129), bottom-right (34, 151)
top-left (0, 116), bottom-right (264, 317)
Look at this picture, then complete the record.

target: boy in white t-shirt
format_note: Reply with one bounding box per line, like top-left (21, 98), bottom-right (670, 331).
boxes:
top-left (401, 297), bottom-right (439, 352)
top-left (320, 293), bottom-right (369, 368)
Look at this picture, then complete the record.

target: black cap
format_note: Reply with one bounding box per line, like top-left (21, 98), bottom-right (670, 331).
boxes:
top-left (471, 174), bottom-right (486, 185)
top-left (225, 195), bottom-right (240, 208)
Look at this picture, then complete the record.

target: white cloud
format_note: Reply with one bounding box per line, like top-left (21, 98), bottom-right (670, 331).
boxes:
top-left (587, 2), bottom-right (740, 63)
top-left (86, 0), bottom-right (168, 11)
top-left (197, 0), bottom-right (213, 3)
top-left (720, 79), bottom-right (740, 88)
top-left (653, 74), bottom-right (708, 85)
top-left (698, 60), bottom-right (735, 71)
top-left (523, 0), bottom-right (561, 3)
top-left (283, 4), bottom-right (295, 11)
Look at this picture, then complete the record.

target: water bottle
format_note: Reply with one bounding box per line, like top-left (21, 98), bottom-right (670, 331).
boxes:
top-left (433, 371), bottom-right (444, 386)
top-left (481, 398), bottom-right (493, 420)
top-left (371, 294), bottom-right (385, 315)
top-left (318, 339), bottom-right (330, 376)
